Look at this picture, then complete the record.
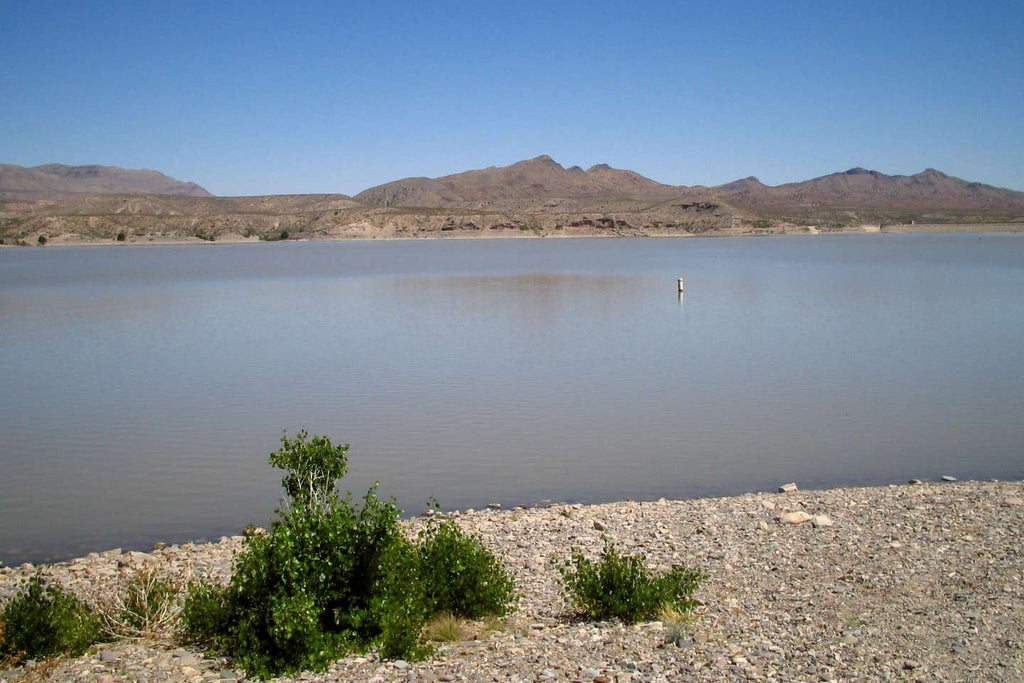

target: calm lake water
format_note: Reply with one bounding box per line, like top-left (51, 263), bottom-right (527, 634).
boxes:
top-left (2, 235), bottom-right (1024, 563)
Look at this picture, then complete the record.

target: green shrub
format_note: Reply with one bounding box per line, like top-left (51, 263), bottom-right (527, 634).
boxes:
top-left (180, 580), bottom-right (233, 648)
top-left (36, 235), bottom-right (47, 245)
top-left (179, 433), bottom-right (430, 678)
top-left (179, 431), bottom-right (517, 679)
top-left (373, 535), bottom-right (431, 661)
top-left (0, 573), bottom-right (100, 663)
top-left (558, 540), bottom-right (705, 624)
top-left (417, 519), bottom-right (516, 619)
top-left (116, 231), bottom-right (126, 241)
top-left (258, 229), bottom-right (289, 242)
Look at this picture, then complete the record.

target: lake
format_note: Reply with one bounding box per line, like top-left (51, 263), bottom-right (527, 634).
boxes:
top-left (2, 234), bottom-right (1023, 564)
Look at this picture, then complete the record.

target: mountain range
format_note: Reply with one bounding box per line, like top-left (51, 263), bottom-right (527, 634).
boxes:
top-left (1, 158), bottom-right (1022, 244)
top-left (0, 163), bottom-right (211, 200)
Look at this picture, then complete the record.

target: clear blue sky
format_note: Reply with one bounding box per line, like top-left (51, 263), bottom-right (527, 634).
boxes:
top-left (2, 0), bottom-right (1022, 196)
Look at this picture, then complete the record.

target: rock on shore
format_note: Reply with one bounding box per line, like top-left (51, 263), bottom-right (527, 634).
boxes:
top-left (2, 480), bottom-right (1022, 682)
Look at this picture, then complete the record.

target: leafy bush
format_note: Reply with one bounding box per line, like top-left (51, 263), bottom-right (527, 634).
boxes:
top-left (116, 231), bottom-right (126, 241)
top-left (558, 540), bottom-right (705, 624)
top-left (180, 580), bottom-right (232, 648)
top-left (417, 519), bottom-right (516, 619)
top-left (0, 573), bottom-right (100, 663)
top-left (36, 235), bottom-right (47, 245)
top-left (97, 565), bottom-right (181, 640)
top-left (183, 431), bottom-right (508, 678)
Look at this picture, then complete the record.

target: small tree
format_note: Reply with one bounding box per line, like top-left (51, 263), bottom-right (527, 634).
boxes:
top-left (37, 235), bottom-right (47, 245)
top-left (268, 429), bottom-right (349, 509)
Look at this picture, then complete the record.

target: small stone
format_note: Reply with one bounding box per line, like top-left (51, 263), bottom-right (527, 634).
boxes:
top-left (393, 660), bottom-right (410, 670)
top-left (811, 515), bottom-right (833, 528)
top-left (183, 666), bottom-right (201, 677)
top-left (219, 671), bottom-right (238, 681)
top-left (908, 479), bottom-right (922, 485)
top-left (152, 541), bottom-right (167, 550)
top-left (99, 649), bottom-right (122, 662)
top-left (593, 520), bottom-right (606, 531)
top-left (593, 676), bottom-right (610, 683)
top-left (903, 660), bottom-right (922, 670)
top-left (98, 676), bottom-right (116, 683)
top-left (421, 509), bottom-right (435, 517)
top-left (762, 500), bottom-right (776, 510)
top-left (759, 520), bottom-right (771, 531)
top-left (941, 475), bottom-right (957, 482)
top-left (487, 503), bottom-right (502, 510)
top-left (779, 483), bottom-right (799, 493)
top-left (173, 651), bottom-right (200, 667)
top-left (780, 511), bottom-right (813, 524)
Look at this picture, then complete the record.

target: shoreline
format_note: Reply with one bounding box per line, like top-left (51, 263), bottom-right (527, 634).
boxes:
top-left (3, 223), bottom-right (1024, 249)
top-left (2, 479), bottom-right (1022, 681)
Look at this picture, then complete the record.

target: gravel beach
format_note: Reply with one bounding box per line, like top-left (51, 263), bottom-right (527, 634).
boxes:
top-left (2, 479), bottom-right (1022, 682)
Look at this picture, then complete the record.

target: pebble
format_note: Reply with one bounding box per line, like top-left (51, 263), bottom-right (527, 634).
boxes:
top-left (780, 511), bottom-right (813, 524)
top-left (778, 483), bottom-right (799, 493)
top-left (942, 475), bottom-right (958, 482)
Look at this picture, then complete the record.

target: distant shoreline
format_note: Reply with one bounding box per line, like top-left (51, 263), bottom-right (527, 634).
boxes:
top-left (4, 222), bottom-right (1023, 248)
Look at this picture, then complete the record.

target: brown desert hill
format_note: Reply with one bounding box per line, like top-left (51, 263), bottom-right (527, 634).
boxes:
top-left (0, 193), bottom-right (366, 243)
top-left (3, 157), bottom-right (1023, 244)
top-left (0, 163), bottom-right (212, 200)
top-left (354, 155), bottom-right (691, 208)
top-left (714, 167), bottom-right (1024, 214)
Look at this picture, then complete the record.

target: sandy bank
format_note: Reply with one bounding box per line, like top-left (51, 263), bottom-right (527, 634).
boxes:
top-left (1, 479), bottom-right (1022, 681)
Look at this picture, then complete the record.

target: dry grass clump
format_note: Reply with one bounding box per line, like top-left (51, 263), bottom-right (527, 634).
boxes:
top-left (423, 613), bottom-right (466, 642)
top-left (96, 564), bottom-right (182, 641)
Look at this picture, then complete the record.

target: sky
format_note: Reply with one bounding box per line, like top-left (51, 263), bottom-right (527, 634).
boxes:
top-left (1, 0), bottom-right (1022, 196)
